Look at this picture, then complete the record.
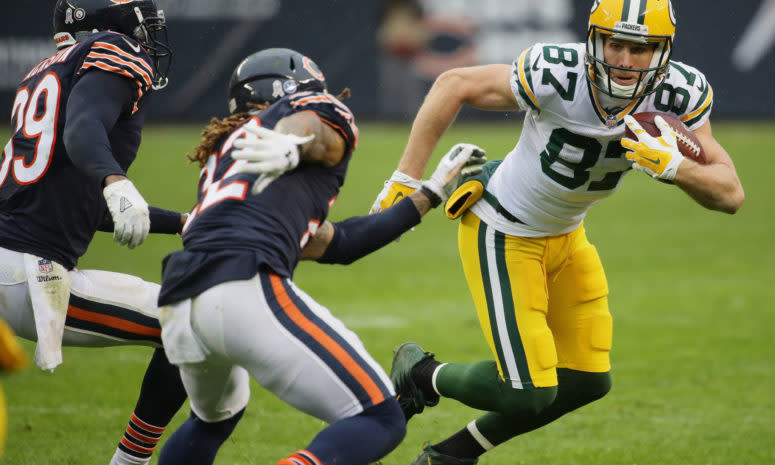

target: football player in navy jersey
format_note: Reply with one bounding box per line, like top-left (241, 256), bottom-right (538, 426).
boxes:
top-left (154, 48), bottom-right (486, 465)
top-left (0, 1), bottom-right (188, 465)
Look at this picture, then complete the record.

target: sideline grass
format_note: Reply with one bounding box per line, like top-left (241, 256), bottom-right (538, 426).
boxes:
top-left (2, 121), bottom-right (773, 464)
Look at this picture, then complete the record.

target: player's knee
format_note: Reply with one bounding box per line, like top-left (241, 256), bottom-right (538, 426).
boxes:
top-left (358, 397), bottom-right (406, 455)
top-left (497, 385), bottom-right (557, 416)
top-left (191, 408), bottom-right (244, 438)
top-left (365, 397), bottom-right (406, 448)
top-left (559, 369), bottom-right (611, 409)
top-left (578, 371), bottom-right (611, 403)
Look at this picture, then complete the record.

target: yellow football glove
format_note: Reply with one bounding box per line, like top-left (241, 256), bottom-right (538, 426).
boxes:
top-left (621, 115), bottom-right (685, 181)
top-left (0, 318), bottom-right (27, 373)
top-left (369, 170), bottom-right (422, 214)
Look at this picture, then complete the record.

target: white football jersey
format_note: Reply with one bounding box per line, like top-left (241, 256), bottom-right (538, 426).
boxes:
top-left (470, 42), bottom-right (713, 236)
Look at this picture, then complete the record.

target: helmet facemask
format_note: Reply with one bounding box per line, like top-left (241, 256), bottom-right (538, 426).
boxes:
top-left (131, 6), bottom-right (172, 89)
top-left (586, 25), bottom-right (671, 100)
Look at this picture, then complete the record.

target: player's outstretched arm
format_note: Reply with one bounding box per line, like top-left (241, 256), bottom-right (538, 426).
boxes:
top-left (303, 144), bottom-right (486, 263)
top-left (371, 64), bottom-right (516, 214)
top-left (97, 207), bottom-right (187, 235)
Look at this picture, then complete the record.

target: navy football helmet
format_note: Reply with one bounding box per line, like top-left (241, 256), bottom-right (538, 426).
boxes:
top-left (228, 48), bottom-right (327, 114)
top-left (53, 0), bottom-right (172, 89)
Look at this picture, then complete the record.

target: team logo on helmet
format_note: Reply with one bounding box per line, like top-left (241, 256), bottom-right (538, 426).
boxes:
top-left (302, 57), bottom-right (325, 81)
top-left (73, 8), bottom-right (86, 21)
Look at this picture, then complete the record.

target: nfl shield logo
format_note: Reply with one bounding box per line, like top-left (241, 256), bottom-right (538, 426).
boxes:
top-left (38, 259), bottom-right (53, 274)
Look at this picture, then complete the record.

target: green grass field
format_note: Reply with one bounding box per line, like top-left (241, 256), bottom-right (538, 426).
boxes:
top-left (3, 120), bottom-right (774, 465)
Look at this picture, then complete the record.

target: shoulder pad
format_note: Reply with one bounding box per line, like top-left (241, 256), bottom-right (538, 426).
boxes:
top-left (79, 31), bottom-right (154, 91)
top-left (289, 92), bottom-right (359, 151)
top-left (511, 43), bottom-right (585, 113)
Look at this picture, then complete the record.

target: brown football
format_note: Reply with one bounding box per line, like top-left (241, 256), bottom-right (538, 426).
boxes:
top-left (623, 111), bottom-right (706, 164)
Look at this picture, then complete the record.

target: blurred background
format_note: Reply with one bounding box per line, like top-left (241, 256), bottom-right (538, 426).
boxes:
top-left (2, 0), bottom-right (775, 123)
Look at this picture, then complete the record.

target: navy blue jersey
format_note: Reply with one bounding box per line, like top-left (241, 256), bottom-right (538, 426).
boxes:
top-left (0, 32), bottom-right (154, 269)
top-left (158, 92), bottom-right (358, 305)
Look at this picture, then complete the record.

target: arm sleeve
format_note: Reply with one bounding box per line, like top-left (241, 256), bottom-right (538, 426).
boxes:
top-left (64, 70), bottom-right (136, 184)
top-left (148, 207), bottom-right (184, 234)
top-left (318, 197), bottom-right (422, 265)
top-left (98, 206), bottom-right (183, 235)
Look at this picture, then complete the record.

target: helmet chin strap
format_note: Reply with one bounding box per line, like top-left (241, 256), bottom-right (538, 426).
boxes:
top-left (604, 73), bottom-right (638, 97)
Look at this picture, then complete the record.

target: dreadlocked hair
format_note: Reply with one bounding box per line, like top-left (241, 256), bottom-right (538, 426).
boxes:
top-left (336, 88), bottom-right (351, 100)
top-left (186, 89), bottom-right (352, 168)
top-left (186, 102), bottom-right (270, 168)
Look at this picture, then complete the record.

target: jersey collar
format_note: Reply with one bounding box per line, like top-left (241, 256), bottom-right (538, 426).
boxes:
top-left (586, 78), bottom-right (646, 128)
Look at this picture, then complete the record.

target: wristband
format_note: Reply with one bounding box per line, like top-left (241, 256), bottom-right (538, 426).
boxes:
top-left (420, 185), bottom-right (442, 208)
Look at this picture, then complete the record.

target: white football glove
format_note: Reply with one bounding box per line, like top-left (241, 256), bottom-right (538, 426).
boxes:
top-left (102, 179), bottom-right (150, 249)
top-left (621, 115), bottom-right (685, 181)
top-left (421, 143), bottom-right (487, 207)
top-left (369, 170), bottom-right (422, 214)
top-left (231, 125), bottom-right (314, 194)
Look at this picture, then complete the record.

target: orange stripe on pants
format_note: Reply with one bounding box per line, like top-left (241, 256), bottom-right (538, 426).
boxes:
top-left (269, 275), bottom-right (384, 405)
top-left (67, 306), bottom-right (161, 337)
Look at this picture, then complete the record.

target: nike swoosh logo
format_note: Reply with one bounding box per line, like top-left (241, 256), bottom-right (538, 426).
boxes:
top-left (121, 36), bottom-right (142, 53)
top-left (532, 55), bottom-right (540, 72)
top-left (696, 80), bottom-right (706, 92)
top-left (642, 156), bottom-right (661, 165)
top-left (390, 191), bottom-right (404, 206)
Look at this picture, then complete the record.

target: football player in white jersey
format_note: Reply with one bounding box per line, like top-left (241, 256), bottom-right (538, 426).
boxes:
top-left (371, 1), bottom-right (744, 464)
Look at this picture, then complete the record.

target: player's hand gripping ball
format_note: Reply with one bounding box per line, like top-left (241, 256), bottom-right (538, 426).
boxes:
top-left (621, 112), bottom-right (705, 182)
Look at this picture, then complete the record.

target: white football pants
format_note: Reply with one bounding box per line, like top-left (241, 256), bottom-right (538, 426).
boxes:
top-left (161, 272), bottom-right (395, 424)
top-left (0, 246), bottom-right (162, 350)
